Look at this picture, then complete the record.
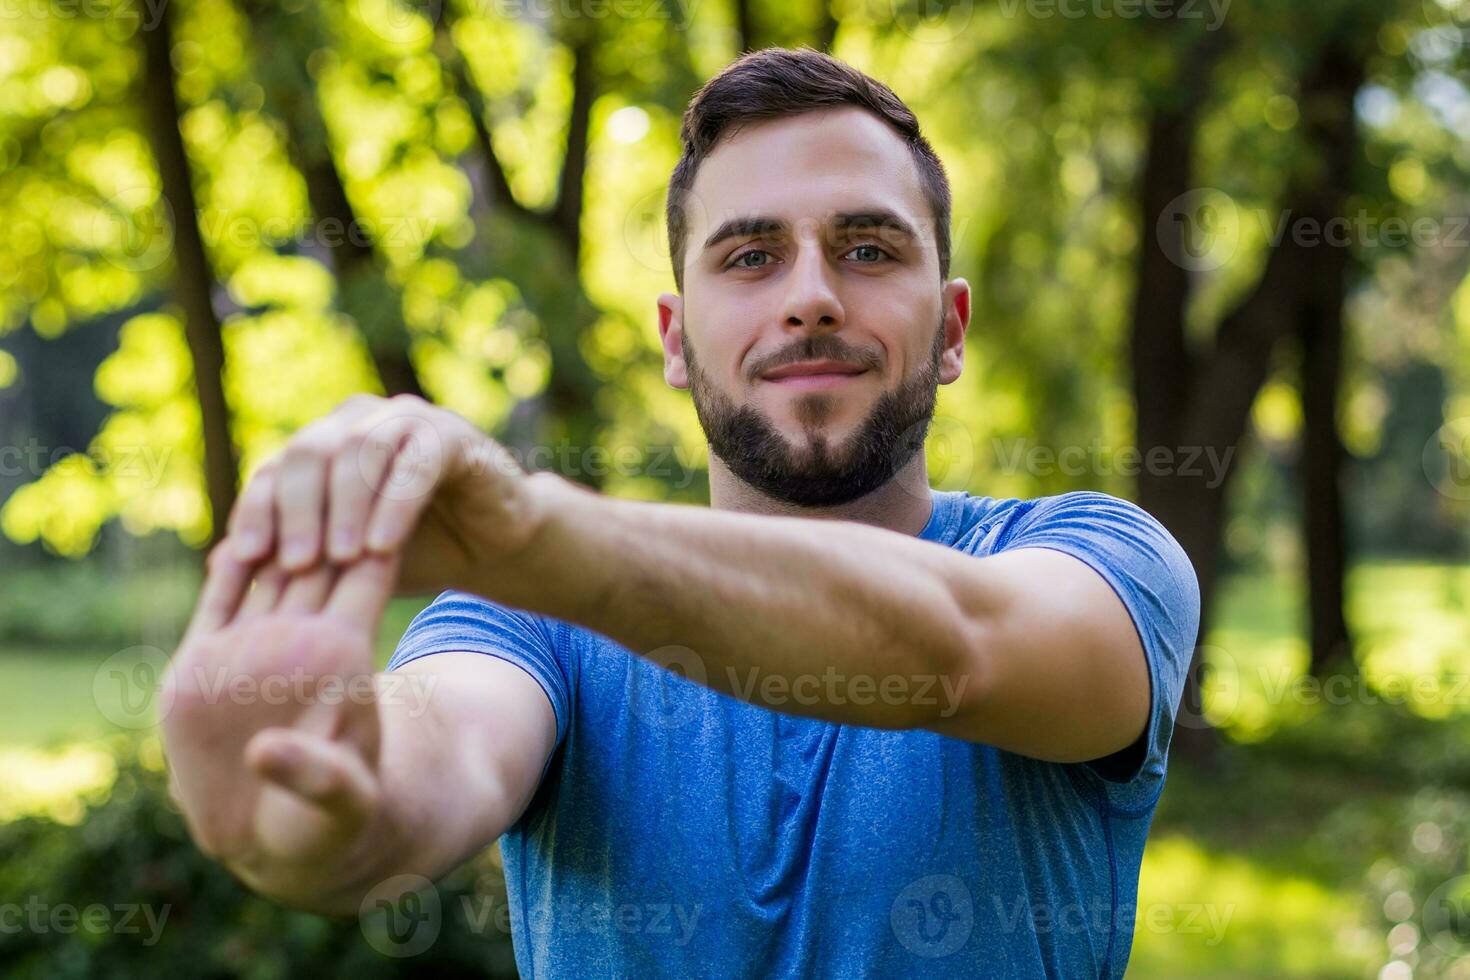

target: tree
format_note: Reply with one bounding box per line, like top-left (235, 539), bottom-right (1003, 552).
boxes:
top-left (1129, 10), bottom-right (1387, 755)
top-left (139, 4), bottom-right (239, 547)
top-left (240, 0), bottom-right (427, 399)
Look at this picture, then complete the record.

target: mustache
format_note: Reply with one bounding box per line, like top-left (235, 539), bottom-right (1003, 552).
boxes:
top-left (748, 339), bottom-right (883, 382)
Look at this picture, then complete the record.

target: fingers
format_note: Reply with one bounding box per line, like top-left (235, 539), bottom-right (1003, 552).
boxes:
top-left (363, 415), bottom-right (445, 553)
top-left (181, 538), bottom-right (254, 645)
top-left (277, 562), bottom-right (340, 614)
top-left (238, 563), bottom-right (289, 619)
top-left (245, 728), bottom-right (379, 824)
top-left (323, 405), bottom-right (431, 563)
top-left (324, 430), bottom-right (391, 564)
top-left (325, 551), bottom-right (401, 626)
top-left (229, 466), bottom-right (278, 562)
top-left (276, 441), bottom-right (329, 572)
top-left (229, 396), bottom-right (391, 570)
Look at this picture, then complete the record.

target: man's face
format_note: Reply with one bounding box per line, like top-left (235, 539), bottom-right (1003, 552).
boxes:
top-left (657, 106), bottom-right (970, 507)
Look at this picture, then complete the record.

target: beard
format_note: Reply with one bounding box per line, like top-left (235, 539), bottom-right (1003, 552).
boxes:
top-left (684, 321), bottom-right (947, 508)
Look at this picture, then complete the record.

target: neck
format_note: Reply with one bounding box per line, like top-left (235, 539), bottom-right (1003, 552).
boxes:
top-left (706, 450), bottom-right (936, 536)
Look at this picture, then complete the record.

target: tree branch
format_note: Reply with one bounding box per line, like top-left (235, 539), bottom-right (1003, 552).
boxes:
top-left (242, 0), bottom-right (426, 398)
top-left (553, 36), bottom-right (596, 260)
top-left (435, 15), bottom-right (548, 231)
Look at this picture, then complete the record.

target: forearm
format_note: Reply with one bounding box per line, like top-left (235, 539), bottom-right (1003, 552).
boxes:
top-left (477, 472), bottom-right (984, 728)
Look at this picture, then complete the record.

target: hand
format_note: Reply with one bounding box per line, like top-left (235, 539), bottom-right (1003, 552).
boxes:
top-left (160, 543), bottom-right (399, 893)
top-left (226, 393), bottom-right (543, 595)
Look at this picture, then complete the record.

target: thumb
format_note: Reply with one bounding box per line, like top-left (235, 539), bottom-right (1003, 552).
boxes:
top-left (245, 727), bottom-right (380, 826)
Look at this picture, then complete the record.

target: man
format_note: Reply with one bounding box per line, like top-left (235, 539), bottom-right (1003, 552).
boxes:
top-left (162, 46), bottom-right (1200, 978)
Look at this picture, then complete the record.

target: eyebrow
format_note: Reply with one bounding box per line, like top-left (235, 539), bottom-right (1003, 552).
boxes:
top-left (700, 210), bottom-right (919, 252)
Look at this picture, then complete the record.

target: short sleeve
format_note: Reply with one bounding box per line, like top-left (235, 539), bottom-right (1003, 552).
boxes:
top-left (998, 491), bottom-right (1201, 793)
top-left (386, 590), bottom-right (573, 757)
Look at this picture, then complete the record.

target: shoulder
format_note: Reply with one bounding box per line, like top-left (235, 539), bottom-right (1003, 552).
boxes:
top-left (999, 491), bottom-right (1194, 577)
top-left (958, 488), bottom-right (1201, 648)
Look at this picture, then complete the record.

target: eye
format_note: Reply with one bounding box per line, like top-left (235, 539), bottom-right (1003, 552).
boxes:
top-left (731, 249), bottom-right (774, 269)
top-left (845, 244), bottom-right (890, 263)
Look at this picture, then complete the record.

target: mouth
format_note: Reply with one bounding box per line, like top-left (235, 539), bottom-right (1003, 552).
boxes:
top-left (761, 360), bottom-right (870, 391)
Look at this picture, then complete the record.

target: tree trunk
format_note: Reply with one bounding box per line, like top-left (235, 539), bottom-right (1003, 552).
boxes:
top-left (1129, 30), bottom-right (1368, 764)
top-left (815, 1), bottom-right (838, 52)
top-left (735, 0), bottom-right (755, 52)
top-left (1296, 42), bottom-right (1362, 677)
top-left (140, 8), bottom-right (238, 547)
top-left (1128, 30), bottom-right (1232, 766)
top-left (1301, 289), bottom-right (1354, 675)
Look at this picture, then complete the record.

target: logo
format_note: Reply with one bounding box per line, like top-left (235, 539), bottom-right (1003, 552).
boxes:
top-left (359, 874), bottom-right (441, 957)
top-left (1175, 644), bottom-right (1240, 731)
top-left (358, 415), bottom-right (446, 504)
top-left (1423, 417), bottom-right (1470, 501)
top-left (625, 186), bottom-right (710, 275)
top-left (626, 645), bottom-right (708, 730)
top-left (1157, 188), bottom-right (1242, 272)
top-left (93, 646), bottom-right (173, 729)
top-left (92, 185), bottom-right (174, 273)
top-left (351, 0), bottom-right (442, 45)
top-left (888, 0), bottom-right (976, 43)
top-left (891, 874), bottom-right (974, 958)
top-left (1424, 874), bottom-right (1470, 956)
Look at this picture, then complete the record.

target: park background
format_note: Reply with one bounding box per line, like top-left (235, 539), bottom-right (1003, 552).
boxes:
top-left (2, 0), bottom-right (1470, 975)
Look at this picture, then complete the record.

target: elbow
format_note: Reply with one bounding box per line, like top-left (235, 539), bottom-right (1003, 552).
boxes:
top-left (941, 630), bottom-right (992, 729)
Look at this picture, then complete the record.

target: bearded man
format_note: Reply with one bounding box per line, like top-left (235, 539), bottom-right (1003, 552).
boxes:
top-left (162, 46), bottom-right (1201, 980)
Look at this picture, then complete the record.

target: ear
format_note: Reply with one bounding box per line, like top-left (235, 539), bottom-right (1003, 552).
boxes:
top-left (657, 292), bottom-right (688, 389)
top-left (938, 278), bottom-right (971, 385)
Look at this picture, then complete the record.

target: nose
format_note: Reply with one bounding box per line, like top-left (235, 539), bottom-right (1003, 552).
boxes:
top-left (777, 235), bottom-right (844, 332)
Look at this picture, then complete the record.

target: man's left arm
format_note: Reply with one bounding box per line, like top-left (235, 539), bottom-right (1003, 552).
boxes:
top-left (475, 474), bottom-right (1197, 765)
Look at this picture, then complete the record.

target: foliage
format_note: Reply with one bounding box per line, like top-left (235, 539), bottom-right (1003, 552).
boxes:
top-left (0, 0), bottom-right (1465, 556)
top-left (0, 736), bottom-right (518, 979)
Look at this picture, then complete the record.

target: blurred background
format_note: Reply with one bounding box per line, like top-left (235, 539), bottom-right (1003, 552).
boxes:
top-left (1, 0), bottom-right (1468, 975)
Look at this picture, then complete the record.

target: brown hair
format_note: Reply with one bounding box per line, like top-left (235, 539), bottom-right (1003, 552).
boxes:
top-left (666, 46), bottom-right (952, 293)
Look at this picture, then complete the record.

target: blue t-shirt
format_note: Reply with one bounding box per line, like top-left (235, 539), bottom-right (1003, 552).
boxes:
top-left (386, 488), bottom-right (1200, 978)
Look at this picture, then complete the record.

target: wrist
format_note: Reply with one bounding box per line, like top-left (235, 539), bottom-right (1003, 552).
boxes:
top-left (461, 469), bottom-right (588, 606)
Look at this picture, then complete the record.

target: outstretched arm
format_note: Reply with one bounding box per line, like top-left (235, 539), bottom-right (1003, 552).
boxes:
top-left (475, 474), bottom-right (1156, 764)
top-left (217, 394), bottom-right (1171, 776)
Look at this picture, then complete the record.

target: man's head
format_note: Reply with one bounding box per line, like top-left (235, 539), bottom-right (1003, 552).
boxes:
top-left (657, 47), bottom-right (970, 508)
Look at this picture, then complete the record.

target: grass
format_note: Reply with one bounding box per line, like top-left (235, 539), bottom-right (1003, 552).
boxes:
top-left (0, 596), bottom-right (434, 749)
top-left (3, 559), bottom-right (1468, 977)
